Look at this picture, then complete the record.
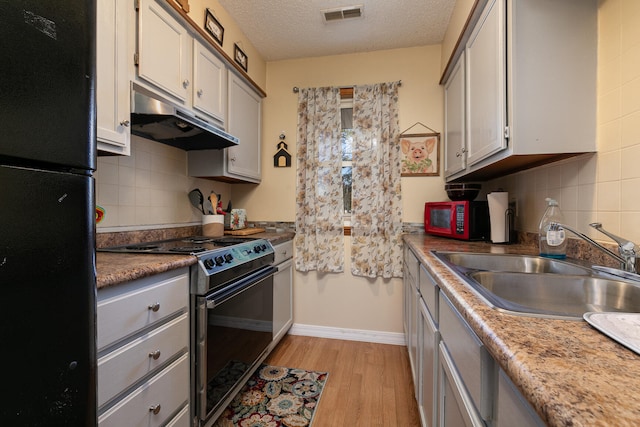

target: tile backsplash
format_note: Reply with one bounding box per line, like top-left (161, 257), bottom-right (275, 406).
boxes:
top-left (95, 135), bottom-right (230, 230)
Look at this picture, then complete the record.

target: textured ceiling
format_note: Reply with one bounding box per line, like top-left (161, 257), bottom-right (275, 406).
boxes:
top-left (217, 0), bottom-right (456, 61)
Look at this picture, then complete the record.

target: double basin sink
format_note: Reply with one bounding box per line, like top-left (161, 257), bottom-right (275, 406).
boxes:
top-left (432, 251), bottom-right (640, 319)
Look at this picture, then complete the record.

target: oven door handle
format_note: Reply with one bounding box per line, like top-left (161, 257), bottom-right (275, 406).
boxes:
top-left (206, 266), bottom-right (276, 308)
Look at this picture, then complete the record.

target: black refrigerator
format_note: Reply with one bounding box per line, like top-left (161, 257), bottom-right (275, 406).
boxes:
top-left (0, 1), bottom-right (97, 425)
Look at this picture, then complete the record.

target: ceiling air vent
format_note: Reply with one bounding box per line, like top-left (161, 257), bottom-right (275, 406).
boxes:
top-left (322, 5), bottom-right (363, 22)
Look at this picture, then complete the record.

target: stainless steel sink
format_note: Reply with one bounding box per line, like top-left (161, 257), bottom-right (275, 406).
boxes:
top-left (435, 252), bottom-right (593, 275)
top-left (468, 272), bottom-right (640, 318)
top-left (433, 251), bottom-right (640, 319)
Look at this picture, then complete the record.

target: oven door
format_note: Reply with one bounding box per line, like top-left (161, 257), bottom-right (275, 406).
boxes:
top-left (195, 266), bottom-right (275, 423)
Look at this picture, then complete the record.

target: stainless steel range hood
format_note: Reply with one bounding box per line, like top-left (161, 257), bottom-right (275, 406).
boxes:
top-left (130, 84), bottom-right (239, 150)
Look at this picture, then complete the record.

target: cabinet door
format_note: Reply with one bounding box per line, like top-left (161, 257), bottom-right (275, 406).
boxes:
top-left (438, 343), bottom-right (485, 427)
top-left (193, 40), bottom-right (226, 123)
top-left (227, 73), bottom-right (262, 182)
top-left (137, 0), bottom-right (191, 104)
top-left (465, 0), bottom-right (506, 167)
top-left (273, 258), bottom-right (293, 344)
top-left (444, 53), bottom-right (465, 177)
top-left (97, 0), bottom-right (131, 155)
top-left (420, 299), bottom-right (439, 427)
top-left (496, 369), bottom-right (544, 427)
top-left (409, 275), bottom-right (419, 386)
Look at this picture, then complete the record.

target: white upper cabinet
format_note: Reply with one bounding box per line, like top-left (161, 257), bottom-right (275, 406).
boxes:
top-left (96, 0), bottom-right (131, 155)
top-left (187, 73), bottom-right (262, 183)
top-left (444, 54), bottom-right (466, 177)
top-left (227, 73), bottom-right (262, 182)
top-left (192, 40), bottom-right (227, 123)
top-left (135, 0), bottom-right (229, 128)
top-left (136, 0), bottom-right (192, 105)
top-left (465, 0), bottom-right (506, 167)
top-left (442, 0), bottom-right (597, 181)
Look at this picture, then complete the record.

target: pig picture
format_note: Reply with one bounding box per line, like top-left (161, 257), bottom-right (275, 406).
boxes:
top-left (400, 135), bottom-right (438, 175)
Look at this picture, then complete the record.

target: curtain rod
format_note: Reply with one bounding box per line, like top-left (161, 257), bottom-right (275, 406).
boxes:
top-left (292, 80), bottom-right (402, 93)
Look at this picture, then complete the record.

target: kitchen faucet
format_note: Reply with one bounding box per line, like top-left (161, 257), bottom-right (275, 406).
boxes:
top-left (553, 222), bottom-right (638, 273)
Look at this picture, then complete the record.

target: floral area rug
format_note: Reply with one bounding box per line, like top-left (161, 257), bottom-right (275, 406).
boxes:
top-left (213, 364), bottom-right (328, 427)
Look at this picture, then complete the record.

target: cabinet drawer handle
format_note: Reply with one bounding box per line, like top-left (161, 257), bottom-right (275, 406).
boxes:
top-left (149, 404), bottom-right (161, 415)
top-left (148, 350), bottom-right (161, 360)
top-left (230, 156), bottom-right (236, 162)
top-left (183, 79), bottom-right (190, 88)
top-left (120, 119), bottom-right (130, 127)
top-left (197, 89), bottom-right (203, 97)
top-left (148, 302), bottom-right (160, 312)
top-left (456, 151), bottom-right (461, 158)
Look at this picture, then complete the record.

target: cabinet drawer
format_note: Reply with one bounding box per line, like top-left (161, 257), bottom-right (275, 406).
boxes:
top-left (439, 292), bottom-right (494, 419)
top-left (98, 313), bottom-right (189, 408)
top-left (165, 404), bottom-right (190, 427)
top-left (98, 353), bottom-right (189, 427)
top-left (419, 264), bottom-right (439, 323)
top-left (97, 270), bottom-right (189, 351)
top-left (273, 240), bottom-right (293, 265)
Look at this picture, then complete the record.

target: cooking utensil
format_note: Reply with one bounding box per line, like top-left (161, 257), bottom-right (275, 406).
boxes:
top-left (203, 198), bottom-right (213, 215)
top-left (188, 189), bottom-right (205, 214)
top-left (208, 192), bottom-right (219, 215)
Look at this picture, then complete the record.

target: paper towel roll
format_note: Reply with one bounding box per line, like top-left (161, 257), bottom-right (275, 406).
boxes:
top-left (488, 191), bottom-right (509, 243)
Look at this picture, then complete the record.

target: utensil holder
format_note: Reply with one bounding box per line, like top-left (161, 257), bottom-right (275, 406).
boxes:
top-left (202, 215), bottom-right (224, 237)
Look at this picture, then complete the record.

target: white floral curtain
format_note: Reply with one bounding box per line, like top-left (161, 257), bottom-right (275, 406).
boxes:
top-left (351, 82), bottom-right (403, 278)
top-left (294, 87), bottom-right (344, 273)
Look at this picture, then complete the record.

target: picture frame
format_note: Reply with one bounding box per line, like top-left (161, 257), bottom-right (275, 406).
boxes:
top-left (234, 43), bottom-right (248, 72)
top-left (400, 133), bottom-right (440, 176)
top-left (205, 9), bottom-right (224, 46)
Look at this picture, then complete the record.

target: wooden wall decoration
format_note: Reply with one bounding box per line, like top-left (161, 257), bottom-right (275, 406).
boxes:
top-left (274, 133), bottom-right (291, 167)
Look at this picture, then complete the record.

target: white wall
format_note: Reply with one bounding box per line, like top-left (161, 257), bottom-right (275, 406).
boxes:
top-left (230, 46), bottom-right (446, 336)
top-left (233, 45), bottom-right (448, 224)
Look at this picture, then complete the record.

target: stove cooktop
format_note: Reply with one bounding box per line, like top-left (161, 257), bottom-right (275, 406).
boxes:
top-left (100, 235), bottom-right (275, 294)
top-left (99, 236), bottom-right (258, 255)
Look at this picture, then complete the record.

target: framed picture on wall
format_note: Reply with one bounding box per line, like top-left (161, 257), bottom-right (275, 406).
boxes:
top-left (400, 133), bottom-right (440, 176)
top-left (234, 43), bottom-right (248, 72)
top-left (205, 9), bottom-right (224, 46)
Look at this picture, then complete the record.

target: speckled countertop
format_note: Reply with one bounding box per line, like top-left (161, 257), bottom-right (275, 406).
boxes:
top-left (96, 231), bottom-right (294, 290)
top-left (404, 234), bottom-right (640, 427)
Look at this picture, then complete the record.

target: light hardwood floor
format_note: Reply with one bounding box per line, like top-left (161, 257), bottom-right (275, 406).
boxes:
top-left (265, 334), bottom-right (421, 427)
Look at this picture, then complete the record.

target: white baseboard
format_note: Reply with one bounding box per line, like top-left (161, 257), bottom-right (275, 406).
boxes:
top-left (288, 323), bottom-right (406, 346)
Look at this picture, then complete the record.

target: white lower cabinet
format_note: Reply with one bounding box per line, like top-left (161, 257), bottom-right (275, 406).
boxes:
top-left (438, 343), bottom-right (485, 427)
top-left (406, 244), bottom-right (545, 427)
top-left (438, 292), bottom-right (493, 426)
top-left (496, 369), bottom-right (545, 427)
top-left (419, 299), bottom-right (438, 427)
top-left (272, 240), bottom-right (293, 346)
top-left (97, 268), bottom-right (190, 427)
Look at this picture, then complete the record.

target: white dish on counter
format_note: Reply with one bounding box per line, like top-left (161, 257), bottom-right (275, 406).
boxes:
top-left (583, 312), bottom-right (640, 355)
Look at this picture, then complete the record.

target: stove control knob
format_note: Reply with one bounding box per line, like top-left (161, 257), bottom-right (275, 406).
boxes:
top-left (224, 254), bottom-right (234, 263)
top-left (260, 244), bottom-right (268, 251)
top-left (215, 256), bottom-right (225, 266)
top-left (204, 258), bottom-right (215, 270)
top-left (254, 245), bottom-right (262, 253)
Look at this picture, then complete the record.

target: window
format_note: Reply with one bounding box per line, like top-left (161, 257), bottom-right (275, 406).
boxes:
top-left (340, 88), bottom-right (354, 233)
